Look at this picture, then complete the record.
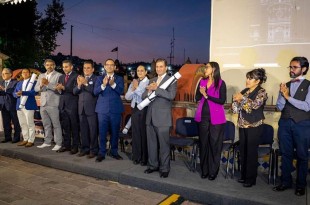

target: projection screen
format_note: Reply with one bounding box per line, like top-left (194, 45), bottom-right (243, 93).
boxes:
top-left (210, 0), bottom-right (310, 104)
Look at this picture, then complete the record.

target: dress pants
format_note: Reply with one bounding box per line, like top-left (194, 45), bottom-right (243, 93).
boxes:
top-left (79, 110), bottom-right (98, 155)
top-left (199, 118), bottom-right (225, 176)
top-left (1, 107), bottom-right (21, 141)
top-left (146, 123), bottom-right (170, 172)
top-left (98, 113), bottom-right (121, 156)
top-left (40, 106), bottom-right (62, 146)
top-left (17, 109), bottom-right (35, 143)
top-left (60, 109), bottom-right (79, 149)
top-left (278, 118), bottom-right (310, 188)
top-left (131, 106), bottom-right (148, 163)
top-left (239, 125), bottom-right (263, 184)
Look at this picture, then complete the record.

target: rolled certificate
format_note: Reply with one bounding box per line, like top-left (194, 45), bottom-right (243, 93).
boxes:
top-left (137, 72), bottom-right (181, 110)
top-left (122, 117), bottom-right (132, 134)
top-left (19, 73), bottom-right (37, 109)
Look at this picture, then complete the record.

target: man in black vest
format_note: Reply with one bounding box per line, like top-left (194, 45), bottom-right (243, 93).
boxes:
top-left (273, 56), bottom-right (310, 196)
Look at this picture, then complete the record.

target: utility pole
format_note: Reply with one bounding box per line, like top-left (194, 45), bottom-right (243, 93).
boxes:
top-left (167, 27), bottom-right (175, 65)
top-left (70, 25), bottom-right (73, 57)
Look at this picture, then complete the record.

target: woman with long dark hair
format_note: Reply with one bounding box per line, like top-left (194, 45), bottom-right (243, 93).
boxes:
top-left (194, 62), bottom-right (227, 180)
top-left (232, 68), bottom-right (268, 187)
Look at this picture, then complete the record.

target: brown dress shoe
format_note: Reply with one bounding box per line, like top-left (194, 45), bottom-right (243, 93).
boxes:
top-left (18, 141), bottom-right (28, 146)
top-left (25, 142), bottom-right (34, 147)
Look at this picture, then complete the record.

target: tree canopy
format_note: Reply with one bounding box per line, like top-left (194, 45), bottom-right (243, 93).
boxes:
top-left (0, 0), bottom-right (65, 69)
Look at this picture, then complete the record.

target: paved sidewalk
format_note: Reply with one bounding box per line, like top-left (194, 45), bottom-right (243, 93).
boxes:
top-left (0, 156), bottom-right (198, 205)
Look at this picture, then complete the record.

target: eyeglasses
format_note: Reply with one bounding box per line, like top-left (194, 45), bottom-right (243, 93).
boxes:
top-left (105, 64), bottom-right (115, 67)
top-left (287, 66), bottom-right (301, 70)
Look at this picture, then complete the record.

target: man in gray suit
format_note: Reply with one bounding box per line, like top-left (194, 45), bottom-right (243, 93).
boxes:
top-left (142, 58), bottom-right (177, 178)
top-left (35, 59), bottom-right (63, 151)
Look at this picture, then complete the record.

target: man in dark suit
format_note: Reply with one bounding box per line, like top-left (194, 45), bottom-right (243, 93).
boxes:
top-left (0, 68), bottom-right (21, 143)
top-left (94, 58), bottom-right (124, 162)
top-left (73, 60), bottom-right (98, 158)
top-left (142, 58), bottom-right (177, 178)
top-left (56, 59), bottom-right (80, 154)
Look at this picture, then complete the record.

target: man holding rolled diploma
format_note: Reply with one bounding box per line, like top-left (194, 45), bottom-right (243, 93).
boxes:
top-left (142, 58), bottom-right (177, 178)
top-left (13, 68), bottom-right (38, 147)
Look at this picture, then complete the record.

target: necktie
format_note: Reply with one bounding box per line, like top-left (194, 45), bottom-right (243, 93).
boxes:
top-left (4, 81), bottom-right (8, 88)
top-left (85, 76), bottom-right (89, 81)
top-left (156, 76), bottom-right (162, 85)
top-left (65, 74), bottom-right (69, 84)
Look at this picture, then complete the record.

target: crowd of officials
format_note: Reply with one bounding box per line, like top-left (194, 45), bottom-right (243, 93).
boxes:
top-left (0, 56), bottom-right (309, 196)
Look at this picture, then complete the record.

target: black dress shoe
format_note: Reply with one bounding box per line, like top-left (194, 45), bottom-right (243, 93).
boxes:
top-left (1, 139), bottom-right (11, 143)
top-left (208, 175), bottom-right (216, 180)
top-left (133, 160), bottom-right (140, 165)
top-left (273, 184), bottom-right (292, 192)
top-left (140, 161), bottom-right (147, 166)
top-left (295, 188), bottom-right (305, 196)
top-left (111, 154), bottom-right (123, 160)
top-left (56, 147), bottom-right (70, 153)
top-left (12, 140), bottom-right (20, 143)
top-left (243, 183), bottom-right (255, 188)
top-left (95, 155), bottom-right (105, 162)
top-left (70, 148), bottom-right (78, 155)
top-left (201, 174), bottom-right (208, 179)
top-left (160, 172), bottom-right (169, 178)
top-left (87, 153), bottom-right (96, 159)
top-left (144, 168), bottom-right (159, 174)
top-left (238, 179), bottom-right (245, 183)
top-left (77, 152), bottom-right (88, 157)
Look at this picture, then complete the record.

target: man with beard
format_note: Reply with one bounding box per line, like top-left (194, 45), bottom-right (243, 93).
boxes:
top-left (273, 56), bottom-right (310, 196)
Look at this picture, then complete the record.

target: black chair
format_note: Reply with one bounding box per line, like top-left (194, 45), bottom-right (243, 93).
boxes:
top-left (222, 121), bottom-right (235, 178)
top-left (169, 117), bottom-right (199, 172)
top-left (234, 123), bottom-right (275, 184)
top-left (119, 114), bottom-right (132, 154)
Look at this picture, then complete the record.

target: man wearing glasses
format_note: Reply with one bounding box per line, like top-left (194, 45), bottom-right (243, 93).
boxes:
top-left (274, 56), bottom-right (310, 196)
top-left (0, 68), bottom-right (21, 143)
top-left (94, 59), bottom-right (124, 162)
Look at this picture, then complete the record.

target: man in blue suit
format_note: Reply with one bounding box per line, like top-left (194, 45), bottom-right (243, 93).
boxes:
top-left (13, 68), bottom-right (38, 147)
top-left (73, 60), bottom-right (98, 158)
top-left (0, 68), bottom-right (21, 143)
top-left (94, 59), bottom-right (124, 162)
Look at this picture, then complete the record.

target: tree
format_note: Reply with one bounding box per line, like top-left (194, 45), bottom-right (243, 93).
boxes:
top-left (0, 0), bottom-right (65, 69)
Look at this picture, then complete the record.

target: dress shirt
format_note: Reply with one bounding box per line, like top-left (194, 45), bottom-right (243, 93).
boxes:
top-left (276, 76), bottom-right (310, 112)
top-left (22, 79), bottom-right (30, 91)
top-left (125, 77), bottom-right (149, 108)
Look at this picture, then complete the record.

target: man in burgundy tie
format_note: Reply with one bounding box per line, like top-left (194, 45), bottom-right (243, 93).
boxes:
top-left (56, 59), bottom-right (80, 154)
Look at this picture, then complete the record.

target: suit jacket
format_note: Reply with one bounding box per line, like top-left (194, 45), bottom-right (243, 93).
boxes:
top-left (94, 74), bottom-right (124, 114)
top-left (0, 79), bottom-right (18, 111)
top-left (35, 71), bottom-right (62, 107)
top-left (58, 71), bottom-right (79, 112)
top-left (73, 75), bottom-right (98, 115)
top-left (13, 80), bottom-right (38, 110)
top-left (142, 74), bottom-right (177, 127)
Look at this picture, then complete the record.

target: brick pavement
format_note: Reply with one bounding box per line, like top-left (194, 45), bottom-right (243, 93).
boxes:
top-left (0, 156), bottom-right (199, 205)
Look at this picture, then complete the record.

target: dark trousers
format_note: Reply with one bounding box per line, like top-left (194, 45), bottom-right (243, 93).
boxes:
top-left (1, 107), bottom-right (21, 141)
top-left (239, 125), bottom-right (263, 184)
top-left (98, 113), bottom-right (121, 156)
top-left (278, 118), bottom-right (310, 188)
top-left (79, 110), bottom-right (98, 155)
top-left (60, 109), bottom-right (80, 149)
top-left (199, 118), bottom-right (225, 176)
top-left (131, 107), bottom-right (148, 163)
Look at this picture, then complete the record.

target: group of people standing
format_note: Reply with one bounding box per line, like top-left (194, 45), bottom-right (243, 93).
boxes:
top-left (193, 56), bottom-right (309, 196)
top-left (0, 56), bottom-right (309, 195)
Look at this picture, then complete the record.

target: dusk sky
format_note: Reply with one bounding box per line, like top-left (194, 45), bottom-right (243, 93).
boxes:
top-left (37, 0), bottom-right (211, 65)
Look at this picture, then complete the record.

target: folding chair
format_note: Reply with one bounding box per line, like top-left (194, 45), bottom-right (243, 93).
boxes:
top-left (234, 123), bottom-right (274, 184)
top-left (222, 121), bottom-right (235, 178)
top-left (169, 117), bottom-right (199, 172)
